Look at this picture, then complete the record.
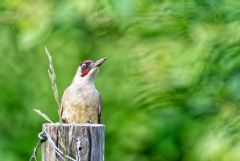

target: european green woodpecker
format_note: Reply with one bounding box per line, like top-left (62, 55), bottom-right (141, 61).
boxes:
top-left (60, 57), bottom-right (107, 124)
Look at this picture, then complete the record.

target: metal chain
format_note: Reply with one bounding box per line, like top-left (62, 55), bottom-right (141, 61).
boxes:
top-left (29, 132), bottom-right (47, 161)
top-left (29, 131), bottom-right (76, 161)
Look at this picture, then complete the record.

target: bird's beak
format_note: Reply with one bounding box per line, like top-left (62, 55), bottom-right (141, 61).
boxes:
top-left (87, 57), bottom-right (107, 79)
top-left (93, 57), bottom-right (108, 68)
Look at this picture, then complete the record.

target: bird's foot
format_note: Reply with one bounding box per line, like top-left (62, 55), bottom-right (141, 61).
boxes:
top-left (87, 120), bottom-right (93, 124)
top-left (61, 118), bottom-right (68, 123)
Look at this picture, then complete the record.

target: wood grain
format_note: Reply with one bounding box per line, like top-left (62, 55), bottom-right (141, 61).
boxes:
top-left (42, 123), bottom-right (104, 161)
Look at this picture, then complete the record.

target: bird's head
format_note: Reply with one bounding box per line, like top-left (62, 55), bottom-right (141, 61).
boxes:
top-left (74, 57), bottom-right (107, 82)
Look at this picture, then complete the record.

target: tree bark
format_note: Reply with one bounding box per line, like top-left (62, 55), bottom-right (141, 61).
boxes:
top-left (42, 123), bottom-right (104, 161)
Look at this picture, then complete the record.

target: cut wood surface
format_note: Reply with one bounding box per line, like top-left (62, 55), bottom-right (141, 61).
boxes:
top-left (42, 123), bottom-right (105, 161)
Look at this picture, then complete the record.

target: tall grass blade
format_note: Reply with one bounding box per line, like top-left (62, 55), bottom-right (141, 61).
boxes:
top-left (33, 109), bottom-right (53, 123)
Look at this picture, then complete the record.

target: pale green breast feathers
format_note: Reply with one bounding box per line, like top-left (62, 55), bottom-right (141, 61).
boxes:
top-left (61, 84), bottom-right (100, 123)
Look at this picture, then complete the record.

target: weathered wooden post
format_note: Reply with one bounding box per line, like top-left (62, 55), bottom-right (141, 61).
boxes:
top-left (42, 123), bottom-right (104, 161)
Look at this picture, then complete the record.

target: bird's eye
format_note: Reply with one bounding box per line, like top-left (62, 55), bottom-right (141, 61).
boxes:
top-left (81, 64), bottom-right (86, 69)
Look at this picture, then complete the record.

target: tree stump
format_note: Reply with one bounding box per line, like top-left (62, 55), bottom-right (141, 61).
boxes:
top-left (42, 123), bottom-right (104, 161)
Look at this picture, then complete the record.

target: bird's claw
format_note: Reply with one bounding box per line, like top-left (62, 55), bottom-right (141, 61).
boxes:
top-left (87, 120), bottom-right (93, 124)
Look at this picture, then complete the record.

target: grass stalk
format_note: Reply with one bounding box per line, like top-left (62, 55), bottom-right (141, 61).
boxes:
top-left (45, 47), bottom-right (67, 160)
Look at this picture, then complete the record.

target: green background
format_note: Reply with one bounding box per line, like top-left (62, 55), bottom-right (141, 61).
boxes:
top-left (1, 0), bottom-right (240, 161)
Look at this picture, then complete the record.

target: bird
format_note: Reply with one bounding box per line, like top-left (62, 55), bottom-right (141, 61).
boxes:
top-left (60, 57), bottom-right (107, 124)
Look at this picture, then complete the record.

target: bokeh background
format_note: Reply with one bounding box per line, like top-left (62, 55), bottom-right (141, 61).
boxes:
top-left (1, 0), bottom-right (240, 161)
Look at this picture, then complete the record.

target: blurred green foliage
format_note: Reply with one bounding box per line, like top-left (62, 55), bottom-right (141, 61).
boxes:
top-left (1, 0), bottom-right (240, 161)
